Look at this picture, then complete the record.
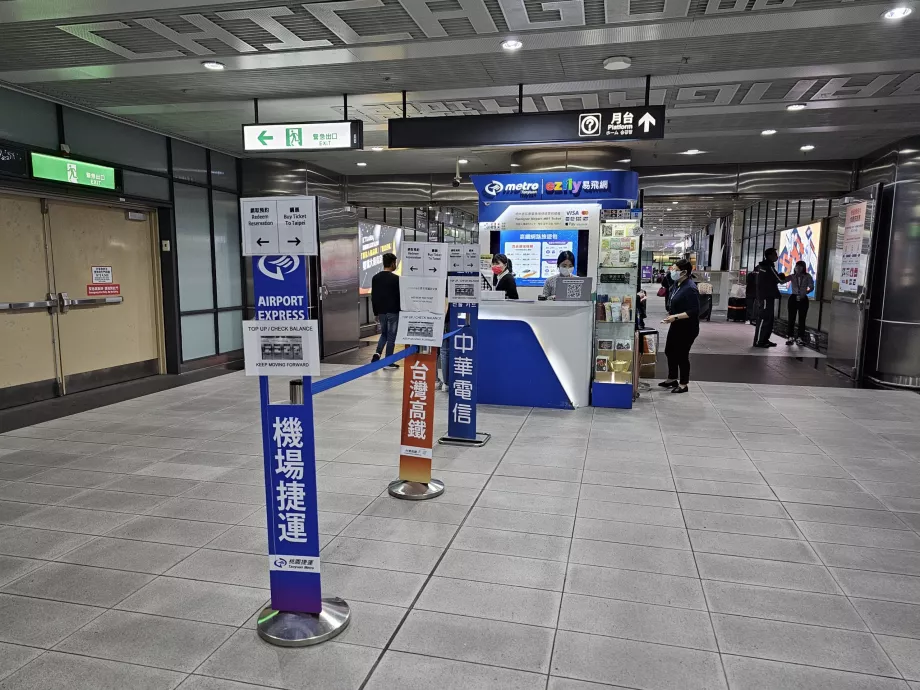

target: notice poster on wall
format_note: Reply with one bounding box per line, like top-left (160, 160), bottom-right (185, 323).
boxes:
top-left (499, 230), bottom-right (578, 286)
top-left (840, 202), bottom-right (867, 293)
top-left (777, 222), bottom-right (821, 299)
top-left (359, 221), bottom-right (404, 295)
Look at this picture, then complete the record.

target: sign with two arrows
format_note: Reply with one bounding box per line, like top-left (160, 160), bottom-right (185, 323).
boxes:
top-left (240, 196), bottom-right (318, 257)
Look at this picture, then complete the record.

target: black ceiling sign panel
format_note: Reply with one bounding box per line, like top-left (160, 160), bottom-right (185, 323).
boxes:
top-left (0, 143), bottom-right (28, 177)
top-left (388, 107), bottom-right (666, 149)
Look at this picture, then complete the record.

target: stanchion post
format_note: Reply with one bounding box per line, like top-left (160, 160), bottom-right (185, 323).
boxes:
top-left (389, 345), bottom-right (444, 499)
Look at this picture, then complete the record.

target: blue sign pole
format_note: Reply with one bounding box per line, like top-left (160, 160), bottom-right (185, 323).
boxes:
top-left (251, 254), bottom-right (349, 645)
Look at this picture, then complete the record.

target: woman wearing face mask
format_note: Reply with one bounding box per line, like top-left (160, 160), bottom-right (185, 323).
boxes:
top-left (786, 260), bottom-right (814, 346)
top-left (542, 250), bottom-right (576, 299)
top-left (491, 253), bottom-right (519, 300)
top-left (659, 258), bottom-right (700, 394)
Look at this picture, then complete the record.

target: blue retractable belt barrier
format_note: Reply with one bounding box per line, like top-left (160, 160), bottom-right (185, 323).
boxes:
top-left (310, 327), bottom-right (463, 395)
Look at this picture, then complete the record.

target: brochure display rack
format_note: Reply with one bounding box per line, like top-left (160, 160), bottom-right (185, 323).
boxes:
top-left (593, 219), bottom-right (641, 408)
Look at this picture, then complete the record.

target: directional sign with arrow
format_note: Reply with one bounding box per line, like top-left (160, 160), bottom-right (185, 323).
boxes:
top-left (638, 112), bottom-right (656, 133)
top-left (242, 121), bottom-right (363, 152)
top-left (240, 196), bottom-right (318, 257)
top-left (257, 130), bottom-right (273, 146)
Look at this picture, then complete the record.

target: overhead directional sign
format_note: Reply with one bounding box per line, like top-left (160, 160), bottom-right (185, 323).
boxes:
top-left (241, 196), bottom-right (318, 257)
top-left (389, 106), bottom-right (665, 149)
top-left (30, 152), bottom-right (116, 190)
top-left (243, 121), bottom-right (363, 152)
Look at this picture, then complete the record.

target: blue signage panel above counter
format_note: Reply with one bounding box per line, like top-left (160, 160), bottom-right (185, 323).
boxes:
top-left (472, 172), bottom-right (639, 204)
top-left (389, 107), bottom-right (665, 149)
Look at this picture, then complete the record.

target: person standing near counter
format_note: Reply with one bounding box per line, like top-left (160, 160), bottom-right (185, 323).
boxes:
top-left (659, 259), bottom-right (700, 394)
top-left (541, 250), bottom-right (576, 300)
top-left (491, 253), bottom-right (519, 300)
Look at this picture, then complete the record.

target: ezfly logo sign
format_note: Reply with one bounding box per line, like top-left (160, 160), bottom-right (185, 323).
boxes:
top-left (545, 178), bottom-right (584, 195)
top-left (482, 179), bottom-right (540, 199)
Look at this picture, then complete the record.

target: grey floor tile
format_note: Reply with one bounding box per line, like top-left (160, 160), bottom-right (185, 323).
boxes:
top-left (146, 497), bottom-right (259, 524)
top-left (435, 549), bottom-right (567, 591)
top-left (416, 576), bottom-right (562, 628)
top-left (25, 467), bottom-right (118, 488)
top-left (778, 487), bottom-right (888, 510)
top-left (466, 507), bottom-right (574, 537)
top-left (362, 496), bottom-right (470, 524)
top-left (2, 562), bottom-right (153, 607)
top-left (876, 635), bottom-right (920, 680)
top-left (0, 555), bottom-right (42, 587)
top-left (753, 461), bottom-right (854, 479)
top-left (569, 539), bottom-right (698, 577)
top-left (322, 563), bottom-right (427, 607)
top-left (12, 505), bottom-right (135, 535)
top-left (0, 652), bottom-right (185, 690)
top-left (0, 463), bottom-right (44, 481)
top-left (477, 490), bottom-right (578, 516)
top-left (117, 576), bottom-right (267, 626)
top-left (175, 481), bottom-right (265, 504)
top-left (55, 609), bottom-right (234, 673)
top-left (177, 674), bottom-right (282, 690)
top-left (108, 516), bottom-right (231, 547)
top-left (201, 628), bottom-right (381, 689)
top-left (452, 526), bottom-right (571, 561)
top-left (136, 462), bottom-right (229, 481)
top-left (579, 485), bottom-right (680, 508)
top-left (487, 475), bottom-right (581, 498)
top-left (851, 598), bottom-right (920, 638)
top-left (798, 521), bottom-right (920, 551)
top-left (678, 494), bottom-right (788, 518)
top-left (576, 500), bottom-right (685, 528)
top-left (101, 475), bottom-right (200, 496)
top-left (722, 654), bottom-right (910, 690)
top-left (784, 503), bottom-right (910, 530)
top-left (550, 629), bottom-right (727, 690)
top-left (56, 537), bottom-right (196, 574)
top-left (204, 525), bottom-right (267, 554)
top-left (0, 592), bottom-right (104, 647)
top-left (365, 650), bottom-right (546, 690)
top-left (832, 568), bottom-right (920, 605)
top-left (0, 500), bottom-right (42, 525)
top-left (0, 641), bottom-right (41, 682)
top-left (580, 468), bottom-right (674, 491)
top-left (565, 562), bottom-right (706, 610)
top-left (812, 542), bottom-right (920, 576)
top-left (763, 473), bottom-right (867, 493)
top-left (675, 478), bottom-right (776, 500)
top-left (61, 489), bottom-right (168, 513)
top-left (165, 548), bottom-right (267, 588)
top-left (696, 552), bottom-right (840, 594)
top-left (688, 530), bottom-right (820, 563)
top-left (670, 465), bottom-right (766, 484)
top-left (328, 599), bottom-right (405, 649)
top-left (712, 613), bottom-right (899, 676)
top-left (392, 609), bottom-right (555, 674)
top-left (547, 676), bottom-right (636, 689)
top-left (702, 580), bottom-right (867, 630)
top-left (0, 524), bottom-right (94, 559)
top-left (683, 510), bottom-right (803, 539)
top-left (0, 481), bottom-right (86, 504)
top-left (574, 517), bottom-right (690, 550)
top-left (323, 536), bottom-right (442, 574)
top-left (558, 592), bottom-right (717, 651)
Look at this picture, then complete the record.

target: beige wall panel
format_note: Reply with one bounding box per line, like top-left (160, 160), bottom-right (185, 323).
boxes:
top-left (48, 202), bottom-right (158, 377)
top-left (0, 194), bottom-right (56, 388)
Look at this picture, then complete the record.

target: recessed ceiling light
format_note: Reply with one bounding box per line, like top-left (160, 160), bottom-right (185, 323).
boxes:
top-left (618, 158), bottom-right (631, 163)
top-left (603, 56), bottom-right (632, 71)
top-left (458, 159), bottom-right (469, 164)
top-left (672, 201), bottom-right (679, 205)
top-left (370, 146), bottom-right (384, 152)
top-left (786, 103), bottom-right (806, 111)
top-left (681, 149), bottom-right (703, 155)
top-left (501, 39), bottom-right (523, 51)
top-left (356, 162), bottom-right (367, 166)
top-left (509, 163), bottom-right (520, 168)
top-left (761, 129), bottom-right (777, 136)
top-left (201, 61), bottom-right (225, 71)
top-left (800, 144), bottom-right (815, 151)
top-left (883, 6), bottom-right (912, 18)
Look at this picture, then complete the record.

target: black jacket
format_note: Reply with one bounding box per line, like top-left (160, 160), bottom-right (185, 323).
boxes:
top-left (371, 270), bottom-right (400, 315)
top-left (755, 259), bottom-right (787, 301)
top-left (493, 272), bottom-right (519, 300)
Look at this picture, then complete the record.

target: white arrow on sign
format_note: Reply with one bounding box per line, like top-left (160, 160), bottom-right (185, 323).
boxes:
top-left (638, 112), bottom-right (656, 133)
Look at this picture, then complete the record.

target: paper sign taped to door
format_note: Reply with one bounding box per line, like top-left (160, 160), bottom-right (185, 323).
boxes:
top-left (91, 266), bottom-right (113, 284)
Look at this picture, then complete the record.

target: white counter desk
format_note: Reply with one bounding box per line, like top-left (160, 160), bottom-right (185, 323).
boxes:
top-left (476, 300), bottom-right (593, 409)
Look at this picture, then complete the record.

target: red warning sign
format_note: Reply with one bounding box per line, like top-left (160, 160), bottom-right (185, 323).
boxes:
top-left (87, 284), bottom-right (121, 296)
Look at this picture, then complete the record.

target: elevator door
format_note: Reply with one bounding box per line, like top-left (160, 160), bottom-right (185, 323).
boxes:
top-left (47, 201), bottom-right (161, 393)
top-left (0, 194), bottom-right (58, 405)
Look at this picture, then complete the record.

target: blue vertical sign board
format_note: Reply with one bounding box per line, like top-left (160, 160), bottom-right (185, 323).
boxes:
top-left (447, 302), bottom-right (478, 440)
top-left (252, 256), bottom-right (322, 614)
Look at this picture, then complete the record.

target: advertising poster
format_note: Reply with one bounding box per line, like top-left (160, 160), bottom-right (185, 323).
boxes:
top-left (777, 223), bottom-right (821, 298)
top-left (840, 202), bottom-right (867, 293)
top-left (359, 221), bottom-right (404, 295)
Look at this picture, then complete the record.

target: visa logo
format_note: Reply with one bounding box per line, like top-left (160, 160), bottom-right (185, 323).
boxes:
top-left (545, 179), bottom-right (582, 194)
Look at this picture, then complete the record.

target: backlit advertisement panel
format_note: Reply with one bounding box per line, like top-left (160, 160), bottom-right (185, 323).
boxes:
top-left (777, 222), bottom-right (822, 299)
top-left (359, 221), bottom-right (404, 295)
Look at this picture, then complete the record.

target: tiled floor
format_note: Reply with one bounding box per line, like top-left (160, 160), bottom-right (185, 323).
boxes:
top-left (1, 369), bottom-right (920, 689)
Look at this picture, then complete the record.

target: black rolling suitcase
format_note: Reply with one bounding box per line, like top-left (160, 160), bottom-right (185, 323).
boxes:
top-left (727, 297), bottom-right (747, 322)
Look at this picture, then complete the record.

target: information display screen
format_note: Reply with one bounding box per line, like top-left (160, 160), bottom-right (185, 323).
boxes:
top-left (499, 230), bottom-right (578, 287)
top-left (359, 221), bottom-right (404, 295)
top-left (777, 222), bottom-right (821, 299)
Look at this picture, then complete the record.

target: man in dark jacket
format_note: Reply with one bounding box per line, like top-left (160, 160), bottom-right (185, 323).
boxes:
top-left (371, 253), bottom-right (401, 368)
top-left (745, 268), bottom-right (759, 325)
top-left (753, 247), bottom-right (790, 348)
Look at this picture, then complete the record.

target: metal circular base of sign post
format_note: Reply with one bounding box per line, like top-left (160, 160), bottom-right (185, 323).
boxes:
top-left (388, 478), bottom-right (445, 500)
top-left (256, 598), bottom-right (351, 647)
top-left (438, 432), bottom-right (491, 448)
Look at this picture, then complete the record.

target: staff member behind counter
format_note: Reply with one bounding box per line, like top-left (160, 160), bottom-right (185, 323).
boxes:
top-left (541, 250), bottom-right (576, 300)
top-left (491, 253), bottom-right (519, 300)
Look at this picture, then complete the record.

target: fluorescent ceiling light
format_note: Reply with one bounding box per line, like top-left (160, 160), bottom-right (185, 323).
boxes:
top-left (681, 149), bottom-right (703, 155)
top-left (883, 6), bottom-right (912, 18)
top-left (618, 158), bottom-right (631, 163)
top-left (458, 159), bottom-right (469, 164)
top-left (800, 145), bottom-right (815, 151)
top-left (356, 162), bottom-right (367, 166)
top-left (786, 103), bottom-right (806, 111)
top-left (603, 56), bottom-right (632, 71)
top-left (501, 39), bottom-right (523, 51)
top-left (370, 146), bottom-right (384, 152)
top-left (761, 129), bottom-right (777, 136)
top-left (509, 163), bottom-right (520, 168)
top-left (201, 61), bottom-right (225, 70)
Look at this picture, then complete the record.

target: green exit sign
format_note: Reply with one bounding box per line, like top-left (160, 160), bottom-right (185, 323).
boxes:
top-left (31, 152), bottom-right (116, 190)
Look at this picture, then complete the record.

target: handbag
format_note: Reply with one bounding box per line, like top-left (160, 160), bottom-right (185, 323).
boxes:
top-left (657, 286), bottom-right (667, 297)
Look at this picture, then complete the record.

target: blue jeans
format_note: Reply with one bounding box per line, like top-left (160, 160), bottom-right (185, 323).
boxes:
top-left (375, 313), bottom-right (398, 357)
top-left (437, 333), bottom-right (450, 383)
